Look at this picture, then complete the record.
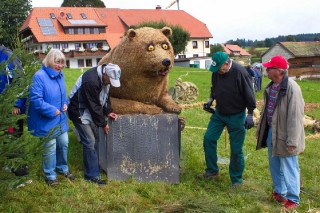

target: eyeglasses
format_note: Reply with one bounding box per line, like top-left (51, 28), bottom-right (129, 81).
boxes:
top-left (54, 62), bottom-right (65, 67)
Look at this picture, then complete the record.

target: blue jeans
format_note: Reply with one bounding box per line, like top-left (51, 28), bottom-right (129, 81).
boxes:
top-left (73, 122), bottom-right (100, 180)
top-left (266, 127), bottom-right (300, 205)
top-left (42, 131), bottom-right (69, 180)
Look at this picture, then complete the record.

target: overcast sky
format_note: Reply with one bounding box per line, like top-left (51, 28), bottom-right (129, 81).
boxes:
top-left (31, 0), bottom-right (320, 43)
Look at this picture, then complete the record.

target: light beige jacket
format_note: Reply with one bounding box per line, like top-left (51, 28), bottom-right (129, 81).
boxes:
top-left (256, 76), bottom-right (305, 156)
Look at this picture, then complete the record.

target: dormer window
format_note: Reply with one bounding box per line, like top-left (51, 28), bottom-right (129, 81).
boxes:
top-left (66, 13), bottom-right (72, 19)
top-left (80, 13), bottom-right (87, 19)
top-left (50, 13), bottom-right (56, 19)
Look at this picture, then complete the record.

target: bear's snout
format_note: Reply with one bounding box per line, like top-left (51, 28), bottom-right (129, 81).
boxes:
top-left (162, 58), bottom-right (171, 67)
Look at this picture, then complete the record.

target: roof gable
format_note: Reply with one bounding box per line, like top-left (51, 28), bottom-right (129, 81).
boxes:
top-left (221, 44), bottom-right (251, 56)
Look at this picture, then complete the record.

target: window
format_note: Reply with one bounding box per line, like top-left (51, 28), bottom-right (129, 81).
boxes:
top-left (96, 58), bottom-right (101, 65)
top-left (61, 43), bottom-right (68, 49)
top-left (77, 28), bottom-right (83, 34)
top-left (68, 28), bottom-right (74, 34)
top-left (93, 28), bottom-right (99, 34)
top-left (75, 43), bottom-right (81, 49)
top-left (178, 55), bottom-right (186, 59)
top-left (53, 43), bottom-right (60, 49)
top-left (86, 59), bottom-right (92, 67)
top-left (66, 60), bottom-right (70, 68)
top-left (84, 28), bottom-right (90, 34)
top-left (84, 43), bottom-right (97, 48)
top-left (192, 41), bottom-right (198, 49)
top-left (66, 13), bottom-right (72, 19)
top-left (80, 13), bottom-right (87, 19)
top-left (205, 41), bottom-right (209, 48)
top-left (50, 13), bottom-right (56, 19)
top-left (193, 54), bottom-right (199, 58)
top-left (78, 59), bottom-right (84, 67)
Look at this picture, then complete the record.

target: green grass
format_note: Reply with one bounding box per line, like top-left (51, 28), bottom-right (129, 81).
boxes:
top-left (1, 67), bottom-right (319, 212)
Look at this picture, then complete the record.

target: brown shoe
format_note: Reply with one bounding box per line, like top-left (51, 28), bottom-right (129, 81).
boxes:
top-left (231, 182), bottom-right (242, 189)
top-left (197, 172), bottom-right (220, 180)
top-left (45, 179), bottom-right (59, 186)
top-left (63, 172), bottom-right (75, 181)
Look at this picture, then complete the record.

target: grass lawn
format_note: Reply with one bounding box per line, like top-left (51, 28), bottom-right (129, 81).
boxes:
top-left (1, 67), bottom-right (319, 212)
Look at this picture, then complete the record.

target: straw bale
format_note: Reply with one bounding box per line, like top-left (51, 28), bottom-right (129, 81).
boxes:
top-left (99, 27), bottom-right (181, 114)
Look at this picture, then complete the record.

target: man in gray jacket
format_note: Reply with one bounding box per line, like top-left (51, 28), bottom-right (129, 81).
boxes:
top-left (256, 56), bottom-right (305, 210)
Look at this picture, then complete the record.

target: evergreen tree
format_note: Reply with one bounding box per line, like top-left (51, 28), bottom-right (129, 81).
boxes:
top-left (0, 41), bottom-right (41, 189)
top-left (61, 0), bottom-right (106, 7)
top-left (0, 0), bottom-right (31, 48)
top-left (132, 21), bottom-right (190, 56)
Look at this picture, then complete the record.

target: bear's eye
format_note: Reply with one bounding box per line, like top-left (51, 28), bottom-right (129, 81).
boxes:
top-left (162, 43), bottom-right (169, 50)
top-left (147, 44), bottom-right (155, 52)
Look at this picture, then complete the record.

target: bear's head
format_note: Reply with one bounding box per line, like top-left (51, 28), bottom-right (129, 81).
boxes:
top-left (103, 27), bottom-right (174, 79)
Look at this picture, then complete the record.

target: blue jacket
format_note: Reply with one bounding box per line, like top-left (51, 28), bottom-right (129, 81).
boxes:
top-left (28, 65), bottom-right (68, 137)
top-left (0, 46), bottom-right (27, 113)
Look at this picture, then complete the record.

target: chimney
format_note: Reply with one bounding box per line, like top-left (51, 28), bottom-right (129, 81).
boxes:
top-left (156, 5), bottom-right (162, 9)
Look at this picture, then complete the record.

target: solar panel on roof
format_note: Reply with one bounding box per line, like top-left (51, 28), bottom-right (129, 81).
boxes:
top-left (40, 26), bottom-right (57, 35)
top-left (68, 20), bottom-right (97, 25)
top-left (37, 18), bottom-right (54, 27)
top-left (37, 18), bottom-right (56, 35)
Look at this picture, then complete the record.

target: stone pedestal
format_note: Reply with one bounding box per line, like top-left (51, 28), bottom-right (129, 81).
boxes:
top-left (99, 114), bottom-right (181, 184)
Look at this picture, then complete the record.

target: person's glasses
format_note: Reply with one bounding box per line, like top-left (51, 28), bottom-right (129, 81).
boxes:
top-left (54, 61), bottom-right (65, 67)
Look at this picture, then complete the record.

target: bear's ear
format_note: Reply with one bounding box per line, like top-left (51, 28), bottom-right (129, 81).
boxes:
top-left (161, 27), bottom-right (172, 38)
top-left (126, 29), bottom-right (137, 40)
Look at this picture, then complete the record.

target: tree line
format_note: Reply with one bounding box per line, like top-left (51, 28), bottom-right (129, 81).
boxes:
top-left (224, 33), bottom-right (320, 48)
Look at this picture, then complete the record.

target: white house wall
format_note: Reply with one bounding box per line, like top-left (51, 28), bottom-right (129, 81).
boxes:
top-left (190, 58), bottom-right (212, 69)
top-left (185, 39), bottom-right (210, 57)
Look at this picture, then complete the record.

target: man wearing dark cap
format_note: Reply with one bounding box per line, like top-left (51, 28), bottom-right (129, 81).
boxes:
top-left (256, 56), bottom-right (304, 210)
top-left (200, 51), bottom-right (256, 188)
top-left (68, 63), bottom-right (121, 185)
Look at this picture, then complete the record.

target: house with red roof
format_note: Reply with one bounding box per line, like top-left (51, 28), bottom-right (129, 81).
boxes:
top-left (19, 6), bottom-right (212, 68)
top-left (221, 44), bottom-right (251, 65)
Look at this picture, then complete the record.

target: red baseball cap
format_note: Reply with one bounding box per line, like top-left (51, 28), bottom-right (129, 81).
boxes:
top-left (262, 56), bottom-right (288, 69)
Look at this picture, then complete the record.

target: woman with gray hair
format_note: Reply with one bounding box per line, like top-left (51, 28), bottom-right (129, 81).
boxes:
top-left (28, 49), bottom-right (74, 186)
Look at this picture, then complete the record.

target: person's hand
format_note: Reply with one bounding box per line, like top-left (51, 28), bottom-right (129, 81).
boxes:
top-left (108, 112), bottom-right (118, 121)
top-left (244, 114), bottom-right (254, 129)
top-left (55, 109), bottom-right (61, 116)
top-left (12, 107), bottom-right (21, 115)
top-left (287, 145), bottom-right (296, 154)
top-left (178, 117), bottom-right (186, 131)
top-left (103, 124), bottom-right (110, 134)
top-left (62, 104), bottom-right (68, 112)
top-left (203, 98), bottom-right (215, 113)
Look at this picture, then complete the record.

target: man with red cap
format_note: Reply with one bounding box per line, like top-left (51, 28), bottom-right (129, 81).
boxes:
top-left (256, 55), bottom-right (305, 210)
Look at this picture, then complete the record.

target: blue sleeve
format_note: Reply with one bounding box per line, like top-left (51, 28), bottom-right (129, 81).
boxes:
top-left (14, 98), bottom-right (27, 113)
top-left (29, 75), bottom-right (57, 118)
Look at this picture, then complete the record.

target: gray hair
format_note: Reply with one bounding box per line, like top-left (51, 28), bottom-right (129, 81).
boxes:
top-left (42, 49), bottom-right (66, 68)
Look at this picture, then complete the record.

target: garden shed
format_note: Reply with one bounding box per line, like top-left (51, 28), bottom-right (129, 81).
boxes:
top-left (262, 42), bottom-right (320, 77)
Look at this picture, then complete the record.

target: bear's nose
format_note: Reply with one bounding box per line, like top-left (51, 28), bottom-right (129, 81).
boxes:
top-left (162, 58), bottom-right (171, 67)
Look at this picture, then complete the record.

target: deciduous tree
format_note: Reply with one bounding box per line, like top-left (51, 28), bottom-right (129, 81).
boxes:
top-left (61, 0), bottom-right (106, 7)
top-left (132, 21), bottom-right (190, 56)
top-left (0, 0), bottom-right (31, 48)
